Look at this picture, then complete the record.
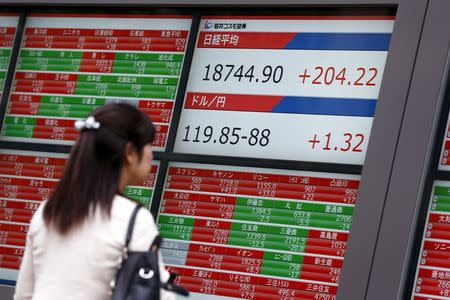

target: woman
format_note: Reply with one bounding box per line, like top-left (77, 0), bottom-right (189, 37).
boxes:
top-left (14, 103), bottom-right (173, 300)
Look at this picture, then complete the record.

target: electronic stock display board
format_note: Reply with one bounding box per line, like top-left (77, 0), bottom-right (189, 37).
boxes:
top-left (0, 11), bottom-right (396, 300)
top-left (166, 15), bottom-right (394, 299)
top-left (0, 14), bottom-right (19, 98)
top-left (0, 149), bottom-right (159, 285)
top-left (174, 16), bottom-right (395, 164)
top-left (157, 163), bottom-right (359, 300)
top-left (0, 14), bottom-right (192, 150)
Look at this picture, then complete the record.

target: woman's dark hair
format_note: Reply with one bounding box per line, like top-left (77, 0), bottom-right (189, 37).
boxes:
top-left (43, 103), bottom-right (155, 234)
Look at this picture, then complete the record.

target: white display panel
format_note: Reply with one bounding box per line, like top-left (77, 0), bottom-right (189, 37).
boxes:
top-left (174, 16), bottom-right (395, 164)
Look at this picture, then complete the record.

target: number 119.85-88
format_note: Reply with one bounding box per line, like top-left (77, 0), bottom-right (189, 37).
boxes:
top-left (182, 125), bottom-right (271, 147)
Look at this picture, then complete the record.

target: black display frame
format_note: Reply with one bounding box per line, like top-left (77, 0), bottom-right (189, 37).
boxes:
top-left (408, 43), bottom-right (450, 296)
top-left (364, 1), bottom-right (450, 299)
top-left (399, 52), bottom-right (450, 299)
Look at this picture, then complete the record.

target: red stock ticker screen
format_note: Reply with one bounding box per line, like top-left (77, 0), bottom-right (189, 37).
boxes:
top-left (411, 182), bottom-right (450, 300)
top-left (0, 150), bottom-right (159, 285)
top-left (156, 163), bottom-right (360, 300)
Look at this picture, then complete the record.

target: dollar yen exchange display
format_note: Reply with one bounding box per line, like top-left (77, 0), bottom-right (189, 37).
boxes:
top-left (175, 16), bottom-right (394, 164)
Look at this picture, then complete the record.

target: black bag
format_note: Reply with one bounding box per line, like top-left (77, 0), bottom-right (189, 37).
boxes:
top-left (110, 204), bottom-right (189, 300)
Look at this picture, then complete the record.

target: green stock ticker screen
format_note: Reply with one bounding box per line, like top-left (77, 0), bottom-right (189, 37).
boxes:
top-left (0, 13), bottom-right (192, 150)
top-left (0, 150), bottom-right (159, 285)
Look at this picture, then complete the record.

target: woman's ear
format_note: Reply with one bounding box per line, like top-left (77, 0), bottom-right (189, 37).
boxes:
top-left (124, 142), bottom-right (136, 165)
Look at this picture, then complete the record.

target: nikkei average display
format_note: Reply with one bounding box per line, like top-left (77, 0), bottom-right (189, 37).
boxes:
top-left (174, 15), bottom-right (395, 164)
top-left (157, 162), bottom-right (360, 300)
top-left (0, 13), bottom-right (192, 150)
top-left (411, 181), bottom-right (450, 300)
top-left (0, 13), bottom-right (19, 98)
top-left (0, 150), bottom-right (159, 285)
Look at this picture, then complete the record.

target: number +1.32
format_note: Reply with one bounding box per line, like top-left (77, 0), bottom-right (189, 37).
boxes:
top-left (308, 132), bottom-right (365, 152)
top-left (298, 66), bottom-right (378, 86)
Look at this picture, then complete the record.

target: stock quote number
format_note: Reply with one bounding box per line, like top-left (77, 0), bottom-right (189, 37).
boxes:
top-left (298, 66), bottom-right (378, 86)
top-left (203, 64), bottom-right (284, 83)
top-left (182, 125), bottom-right (271, 147)
top-left (308, 132), bottom-right (365, 152)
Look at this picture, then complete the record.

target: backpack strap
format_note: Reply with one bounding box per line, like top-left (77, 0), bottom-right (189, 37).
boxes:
top-left (152, 235), bottom-right (162, 248)
top-left (124, 204), bottom-right (142, 249)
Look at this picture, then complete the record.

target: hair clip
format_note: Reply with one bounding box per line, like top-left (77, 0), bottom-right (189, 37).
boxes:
top-left (74, 116), bottom-right (101, 131)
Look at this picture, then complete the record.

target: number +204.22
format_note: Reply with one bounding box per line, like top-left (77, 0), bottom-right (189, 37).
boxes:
top-left (298, 66), bottom-right (378, 86)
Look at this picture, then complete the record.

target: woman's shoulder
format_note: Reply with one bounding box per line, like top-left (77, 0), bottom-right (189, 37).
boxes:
top-left (111, 195), bottom-right (158, 250)
top-left (111, 195), bottom-right (154, 227)
top-left (28, 201), bottom-right (46, 235)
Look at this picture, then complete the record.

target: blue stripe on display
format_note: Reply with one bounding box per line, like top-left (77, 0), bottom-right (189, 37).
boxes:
top-left (272, 96), bottom-right (377, 117)
top-left (0, 279), bottom-right (16, 286)
top-left (285, 33), bottom-right (391, 51)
